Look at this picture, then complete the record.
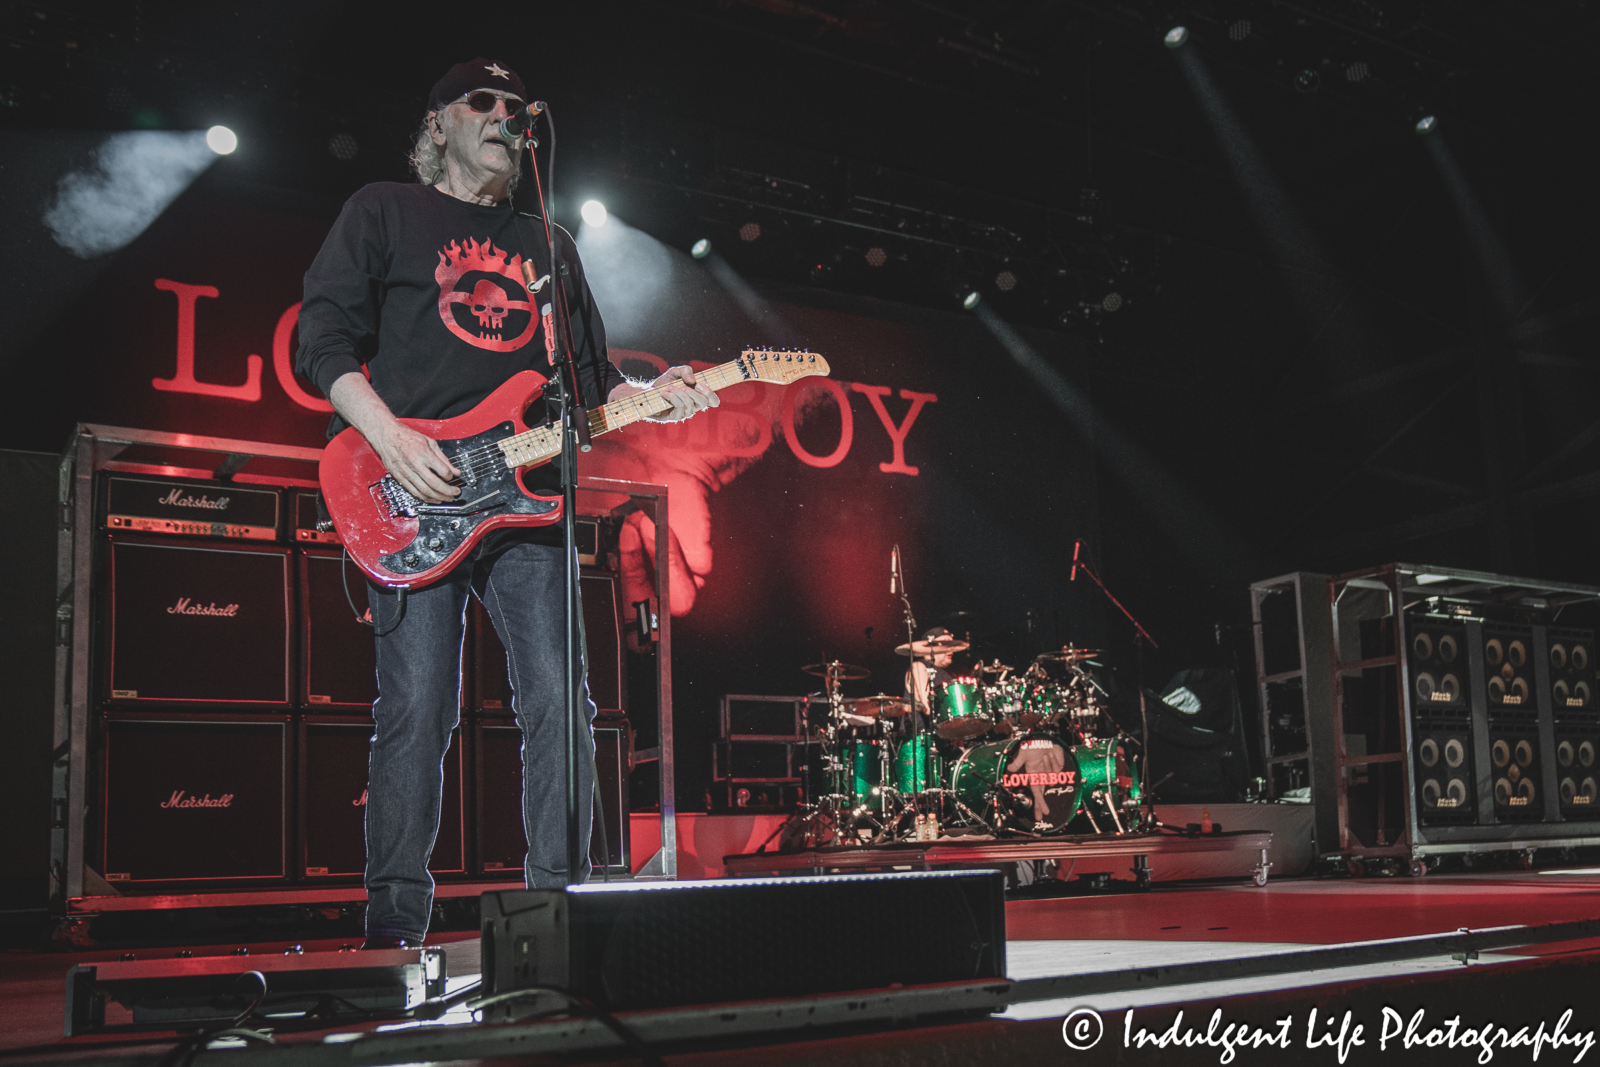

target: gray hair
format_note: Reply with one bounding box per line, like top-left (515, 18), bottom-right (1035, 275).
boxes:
top-left (409, 109), bottom-right (523, 192)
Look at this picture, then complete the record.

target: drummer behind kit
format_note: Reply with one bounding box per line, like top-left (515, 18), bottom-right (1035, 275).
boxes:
top-left (785, 618), bottom-right (1147, 849)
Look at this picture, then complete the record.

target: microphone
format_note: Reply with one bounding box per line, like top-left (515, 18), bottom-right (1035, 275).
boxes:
top-left (498, 100), bottom-right (546, 141)
top-left (890, 544), bottom-right (903, 596)
top-left (1070, 539), bottom-right (1082, 582)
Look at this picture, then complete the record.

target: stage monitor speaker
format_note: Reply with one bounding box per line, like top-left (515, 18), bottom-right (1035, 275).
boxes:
top-left (301, 551), bottom-right (378, 708)
top-left (102, 473), bottom-right (280, 541)
top-left (478, 870), bottom-right (1006, 1019)
top-left (300, 719), bottom-right (464, 878)
top-left (1480, 624), bottom-right (1544, 821)
top-left (105, 537), bottom-right (291, 706)
top-left (100, 716), bottom-right (287, 884)
top-left (476, 718), bottom-right (630, 876)
top-left (472, 572), bottom-right (624, 714)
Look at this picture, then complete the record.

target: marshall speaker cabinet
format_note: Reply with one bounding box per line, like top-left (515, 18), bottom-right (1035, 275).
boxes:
top-left (100, 715), bottom-right (289, 885)
top-left (102, 473), bottom-right (280, 541)
top-left (299, 719), bottom-right (465, 879)
top-left (104, 537), bottom-right (292, 707)
top-left (476, 717), bottom-right (631, 876)
top-left (300, 551), bottom-right (378, 709)
top-left (472, 572), bottom-right (625, 715)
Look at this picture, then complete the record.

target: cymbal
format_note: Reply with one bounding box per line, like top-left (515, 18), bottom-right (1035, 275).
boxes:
top-left (844, 694), bottom-right (915, 718)
top-left (974, 660), bottom-right (1013, 675)
top-left (802, 661), bottom-right (871, 681)
top-left (893, 638), bottom-right (972, 657)
top-left (1036, 646), bottom-right (1102, 664)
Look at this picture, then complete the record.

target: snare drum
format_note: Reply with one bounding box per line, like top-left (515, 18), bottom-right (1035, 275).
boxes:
top-left (934, 678), bottom-right (993, 740)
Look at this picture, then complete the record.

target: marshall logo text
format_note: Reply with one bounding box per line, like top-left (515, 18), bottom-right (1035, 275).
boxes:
top-left (158, 488), bottom-right (231, 511)
top-left (161, 790), bottom-right (235, 809)
top-left (167, 598), bottom-right (240, 617)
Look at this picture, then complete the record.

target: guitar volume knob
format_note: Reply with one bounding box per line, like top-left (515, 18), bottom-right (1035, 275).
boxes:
top-left (428, 537), bottom-right (443, 550)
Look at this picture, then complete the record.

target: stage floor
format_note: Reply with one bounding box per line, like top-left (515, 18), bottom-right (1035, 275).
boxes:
top-left (6, 868), bottom-right (1600, 1065)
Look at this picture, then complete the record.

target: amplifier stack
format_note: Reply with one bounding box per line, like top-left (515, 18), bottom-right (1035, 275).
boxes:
top-left (89, 471), bottom-right (631, 889)
top-left (1397, 608), bottom-right (1600, 833)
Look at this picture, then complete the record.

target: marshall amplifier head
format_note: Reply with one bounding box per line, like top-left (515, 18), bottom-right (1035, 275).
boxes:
top-left (100, 716), bottom-right (288, 884)
top-left (293, 490), bottom-right (341, 545)
top-left (300, 719), bottom-right (463, 878)
top-left (106, 538), bottom-right (291, 706)
top-left (301, 551), bottom-right (377, 708)
top-left (102, 474), bottom-right (280, 541)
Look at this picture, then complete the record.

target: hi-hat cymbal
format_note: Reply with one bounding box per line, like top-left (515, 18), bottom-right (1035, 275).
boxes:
top-left (802, 661), bottom-right (871, 681)
top-left (894, 638), bottom-right (972, 657)
top-left (1036, 646), bottom-right (1102, 664)
top-left (844, 694), bottom-right (915, 718)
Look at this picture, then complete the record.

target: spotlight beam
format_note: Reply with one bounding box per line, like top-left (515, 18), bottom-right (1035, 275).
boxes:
top-left (972, 303), bottom-right (1246, 577)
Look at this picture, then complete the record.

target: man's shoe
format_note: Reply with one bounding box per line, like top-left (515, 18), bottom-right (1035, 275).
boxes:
top-left (360, 935), bottom-right (419, 950)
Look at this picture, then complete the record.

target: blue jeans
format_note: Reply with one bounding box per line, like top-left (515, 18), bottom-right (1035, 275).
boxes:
top-left (363, 533), bottom-right (595, 943)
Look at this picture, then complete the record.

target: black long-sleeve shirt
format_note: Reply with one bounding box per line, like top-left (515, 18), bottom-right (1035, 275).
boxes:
top-left (294, 182), bottom-right (625, 440)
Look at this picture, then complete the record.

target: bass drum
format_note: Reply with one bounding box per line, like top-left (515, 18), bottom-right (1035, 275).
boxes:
top-left (949, 731), bottom-right (1082, 834)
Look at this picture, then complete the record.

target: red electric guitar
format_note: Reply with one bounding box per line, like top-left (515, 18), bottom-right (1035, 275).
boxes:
top-left (320, 348), bottom-right (830, 588)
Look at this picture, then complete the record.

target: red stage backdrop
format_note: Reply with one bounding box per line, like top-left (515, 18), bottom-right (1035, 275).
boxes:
top-left (17, 175), bottom-right (1097, 805)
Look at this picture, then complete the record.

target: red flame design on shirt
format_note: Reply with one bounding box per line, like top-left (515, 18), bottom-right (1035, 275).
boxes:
top-left (435, 238), bottom-right (535, 352)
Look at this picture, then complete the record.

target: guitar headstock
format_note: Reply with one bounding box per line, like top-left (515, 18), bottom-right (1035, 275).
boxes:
top-left (738, 348), bottom-right (830, 384)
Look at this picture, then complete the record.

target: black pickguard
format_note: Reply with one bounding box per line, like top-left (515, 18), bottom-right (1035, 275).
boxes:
top-left (375, 422), bottom-right (558, 578)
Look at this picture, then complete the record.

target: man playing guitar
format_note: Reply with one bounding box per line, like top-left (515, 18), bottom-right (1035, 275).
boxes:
top-left (295, 58), bottom-right (716, 949)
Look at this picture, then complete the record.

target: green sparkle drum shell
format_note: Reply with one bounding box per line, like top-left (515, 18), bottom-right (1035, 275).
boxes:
top-left (842, 739), bottom-right (880, 807)
top-left (893, 732), bottom-right (936, 794)
top-left (1073, 736), bottom-right (1142, 809)
top-left (949, 740), bottom-right (1007, 817)
top-left (935, 679), bottom-right (993, 740)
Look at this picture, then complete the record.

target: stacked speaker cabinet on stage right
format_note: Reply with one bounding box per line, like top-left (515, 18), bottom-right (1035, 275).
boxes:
top-left (1309, 564), bottom-right (1600, 872)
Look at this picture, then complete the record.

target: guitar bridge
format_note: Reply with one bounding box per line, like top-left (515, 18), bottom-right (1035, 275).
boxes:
top-left (372, 476), bottom-right (420, 519)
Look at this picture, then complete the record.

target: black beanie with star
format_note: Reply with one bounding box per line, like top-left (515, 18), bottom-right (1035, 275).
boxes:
top-left (428, 58), bottom-right (527, 111)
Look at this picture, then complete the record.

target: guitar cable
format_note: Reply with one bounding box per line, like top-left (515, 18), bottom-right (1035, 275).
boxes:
top-left (340, 546), bottom-right (409, 636)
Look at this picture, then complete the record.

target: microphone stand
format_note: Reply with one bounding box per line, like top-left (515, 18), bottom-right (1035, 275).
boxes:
top-left (520, 106), bottom-right (591, 885)
top-left (1069, 539), bottom-right (1158, 831)
top-left (890, 547), bottom-right (927, 824)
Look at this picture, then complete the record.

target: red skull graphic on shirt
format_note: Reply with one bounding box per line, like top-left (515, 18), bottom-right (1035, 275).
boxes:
top-left (435, 238), bottom-right (536, 352)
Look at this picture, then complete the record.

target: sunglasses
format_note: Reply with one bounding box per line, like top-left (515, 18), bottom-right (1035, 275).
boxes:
top-left (459, 90), bottom-right (525, 115)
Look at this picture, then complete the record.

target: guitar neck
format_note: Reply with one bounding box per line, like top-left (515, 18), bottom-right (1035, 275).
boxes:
top-left (497, 359), bottom-right (754, 469)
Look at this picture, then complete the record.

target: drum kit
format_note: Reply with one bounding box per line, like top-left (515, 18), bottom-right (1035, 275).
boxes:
top-left (793, 636), bottom-right (1148, 847)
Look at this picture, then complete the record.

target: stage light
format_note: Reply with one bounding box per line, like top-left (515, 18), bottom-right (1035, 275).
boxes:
top-left (1345, 60), bottom-right (1371, 83)
top-left (1294, 69), bottom-right (1321, 93)
top-left (1415, 114), bottom-right (1438, 135)
top-left (690, 238), bottom-right (711, 259)
top-left (962, 290), bottom-right (981, 311)
top-left (739, 222), bottom-right (761, 242)
top-left (1227, 20), bottom-right (1250, 42)
top-left (1101, 292), bottom-right (1124, 313)
top-left (865, 247), bottom-right (886, 267)
top-left (205, 126), bottom-right (237, 155)
top-left (995, 271), bottom-right (1017, 292)
top-left (580, 199), bottom-right (608, 227)
top-left (1164, 26), bottom-right (1189, 49)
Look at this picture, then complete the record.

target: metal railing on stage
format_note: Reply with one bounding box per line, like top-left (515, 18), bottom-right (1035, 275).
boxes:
top-left (51, 423), bottom-right (677, 918)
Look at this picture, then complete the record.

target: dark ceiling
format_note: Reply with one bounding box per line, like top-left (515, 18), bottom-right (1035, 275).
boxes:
top-left (6, 0), bottom-right (1600, 665)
